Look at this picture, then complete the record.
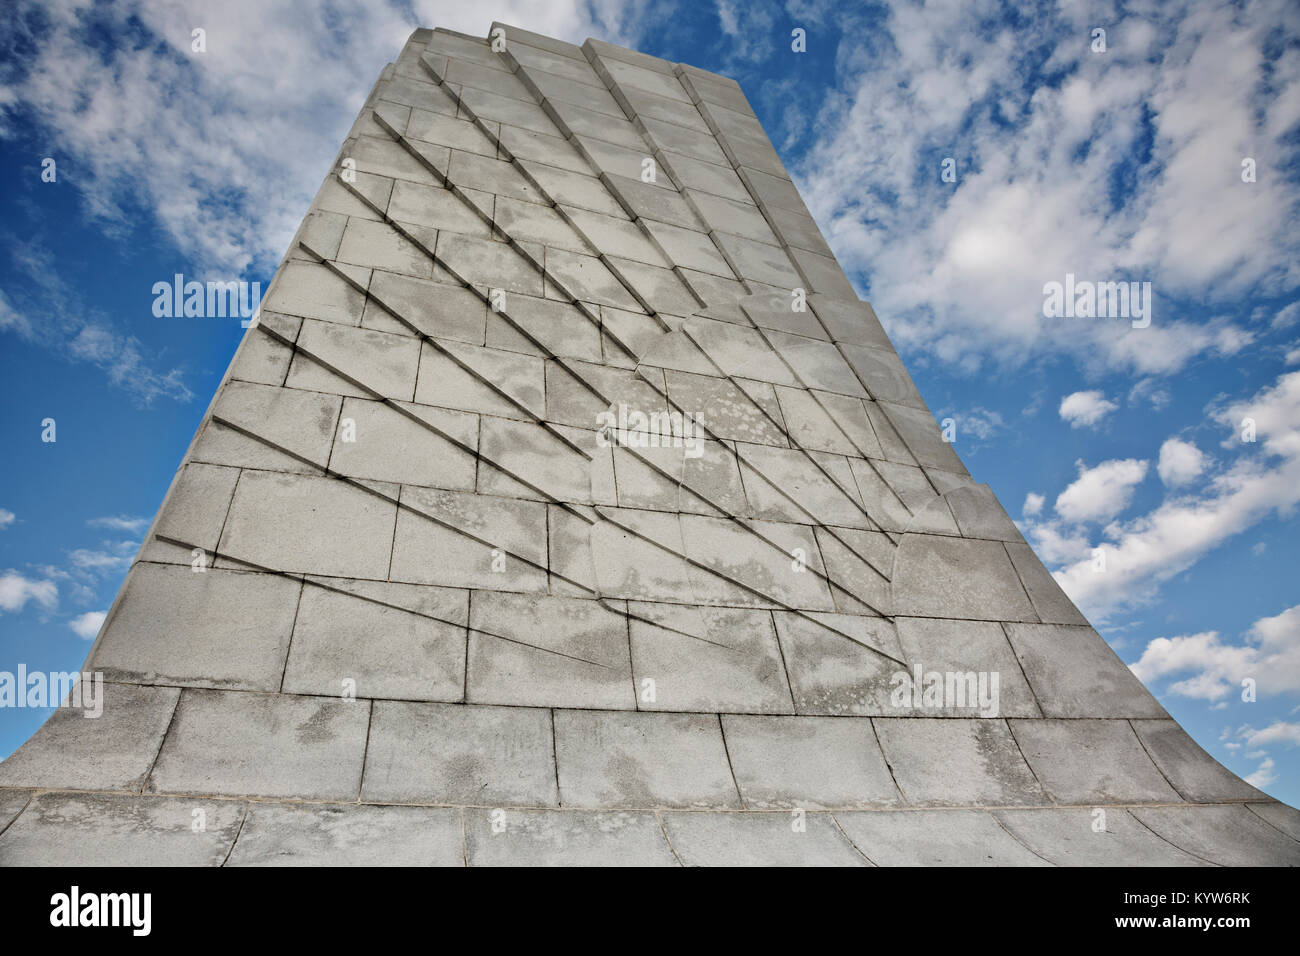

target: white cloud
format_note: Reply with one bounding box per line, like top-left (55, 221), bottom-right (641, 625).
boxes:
top-left (1023, 492), bottom-right (1044, 516)
top-left (0, 570), bottom-right (58, 613)
top-left (795, 0), bottom-right (1296, 377)
top-left (0, 508), bottom-right (14, 530)
top-left (1157, 437), bottom-right (1207, 486)
top-left (1055, 458), bottom-right (1148, 523)
top-left (1059, 390), bottom-right (1119, 429)
top-left (1246, 756), bottom-right (1277, 787)
top-left (67, 543), bottom-right (136, 576)
top-left (1049, 369), bottom-right (1300, 618)
top-left (69, 610), bottom-right (106, 640)
top-left (87, 515), bottom-right (150, 534)
top-left (1129, 603), bottom-right (1300, 703)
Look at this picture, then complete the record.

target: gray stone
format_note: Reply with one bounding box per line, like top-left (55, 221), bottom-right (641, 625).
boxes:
top-left (1129, 804), bottom-right (1300, 866)
top-left (467, 592), bottom-right (634, 710)
top-left (1131, 719), bottom-right (1267, 802)
top-left (228, 803), bottom-right (464, 866)
top-left (148, 689), bottom-right (371, 800)
top-left (994, 807), bottom-right (1209, 866)
top-left (1009, 719), bottom-right (1182, 804)
top-left (660, 810), bottom-right (868, 866)
top-left (722, 715), bottom-right (899, 808)
top-left (774, 611), bottom-right (902, 715)
top-left (554, 709), bottom-right (740, 808)
top-left (873, 718), bottom-right (1047, 806)
top-left (0, 792), bottom-right (246, 866)
top-left (890, 533), bottom-right (1039, 622)
top-left (835, 809), bottom-right (1049, 865)
top-left (0, 684), bottom-right (180, 792)
top-left (891, 617), bottom-right (1041, 718)
top-left (362, 700), bottom-right (557, 805)
top-left (91, 564), bottom-right (299, 691)
top-left (282, 578), bottom-right (467, 702)
top-left (466, 808), bottom-right (677, 866)
top-left (329, 397), bottom-right (478, 490)
top-left (287, 318), bottom-right (422, 400)
top-left (1003, 622), bottom-right (1166, 718)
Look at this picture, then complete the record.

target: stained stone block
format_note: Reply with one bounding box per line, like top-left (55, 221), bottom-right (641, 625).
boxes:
top-left (336, 217), bottom-right (436, 278)
top-left (560, 206), bottom-right (670, 266)
top-left (994, 807), bottom-right (1209, 866)
top-left (282, 579), bottom-right (467, 702)
top-left (945, 483), bottom-right (1020, 540)
top-left (262, 259), bottom-right (366, 326)
top-left (519, 161), bottom-right (627, 219)
top-left (286, 318), bottom-right (422, 401)
top-left (498, 125), bottom-right (593, 175)
top-left (835, 809), bottom-right (1049, 866)
top-left (789, 246), bottom-right (857, 298)
top-left (0, 684), bottom-right (180, 792)
top-left (1130, 719), bottom-right (1266, 802)
top-left (667, 150), bottom-right (752, 203)
top-left (627, 602), bottom-right (793, 713)
top-left (362, 700), bottom-right (558, 805)
top-left (774, 612), bottom-right (902, 717)
top-left (1009, 719), bottom-right (1181, 804)
top-left (812, 526), bottom-right (893, 616)
top-left (465, 809), bottom-right (678, 866)
top-left (590, 507), bottom-right (696, 602)
top-left (329, 397), bottom-right (478, 490)
top-left (0, 793), bottom-right (246, 867)
top-left (457, 85), bottom-right (560, 137)
top-left (606, 257), bottom-right (701, 315)
top-left (218, 470), bottom-right (398, 579)
top-left (148, 689), bottom-right (371, 801)
top-left (546, 100), bottom-right (645, 150)
top-left (1003, 542), bottom-right (1088, 626)
top-left (685, 318), bottom-right (797, 385)
top-left (663, 369), bottom-right (788, 446)
top-left (839, 343), bottom-right (926, 408)
top-left (611, 439), bottom-right (746, 516)
top-left (721, 715), bottom-right (899, 808)
top-left (1131, 805), bottom-right (1300, 866)
top-left (227, 803), bottom-right (464, 866)
top-left (91, 564), bottom-right (299, 691)
top-left (0, 790), bottom-right (29, 832)
top-left (737, 443), bottom-right (870, 529)
top-left (390, 485), bottom-right (549, 593)
top-left (712, 231), bottom-right (801, 287)
top-left (487, 292), bottom-right (603, 362)
top-left (873, 718), bottom-right (1048, 806)
top-left (137, 462), bottom-right (240, 565)
top-left (416, 339), bottom-right (546, 420)
top-left (407, 107), bottom-right (499, 157)
top-left (387, 178), bottom-right (491, 237)
top-left (1003, 622), bottom-right (1165, 719)
top-left (545, 248), bottom-right (641, 310)
top-left (878, 401), bottom-right (967, 473)
top-left (1247, 801), bottom-right (1300, 840)
top-left (680, 513), bottom-right (837, 611)
top-left (660, 811), bottom-right (867, 866)
top-left (195, 379), bottom-right (341, 474)
top-left (476, 415), bottom-right (597, 504)
top-left (435, 232), bottom-right (544, 296)
top-left (891, 617), bottom-right (1041, 718)
top-left (554, 709), bottom-right (740, 808)
top-left (890, 533), bottom-right (1039, 622)
top-left (467, 592), bottom-right (634, 709)
top-left (639, 115), bottom-right (731, 167)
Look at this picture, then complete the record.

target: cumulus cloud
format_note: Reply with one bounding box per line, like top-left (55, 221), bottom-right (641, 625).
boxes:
top-left (0, 508), bottom-right (14, 530)
top-left (1023, 492), bottom-right (1044, 516)
top-left (0, 570), bottom-right (57, 613)
top-left (1059, 390), bottom-right (1120, 429)
top-left (87, 515), bottom-right (150, 534)
top-left (69, 610), bottom-right (106, 640)
top-left (1055, 458), bottom-right (1148, 523)
top-left (1047, 369), bottom-right (1300, 618)
top-left (795, 0), bottom-right (1295, 377)
top-left (1157, 438), bottom-right (1207, 486)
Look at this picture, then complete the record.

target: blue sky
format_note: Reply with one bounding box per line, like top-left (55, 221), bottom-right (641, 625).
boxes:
top-left (1, 0), bottom-right (1298, 805)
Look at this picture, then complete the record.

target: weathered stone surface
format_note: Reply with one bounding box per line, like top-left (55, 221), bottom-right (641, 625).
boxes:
top-left (835, 809), bottom-right (1049, 866)
top-left (1128, 805), bottom-right (1300, 866)
top-left (362, 700), bottom-right (557, 805)
top-left (1009, 719), bottom-right (1181, 804)
top-left (994, 807), bottom-right (1210, 866)
top-left (873, 718), bottom-right (1047, 806)
top-left (1003, 623), bottom-right (1166, 718)
top-left (554, 709), bottom-right (740, 808)
top-left (660, 810), bottom-right (868, 866)
top-left (0, 793), bottom-right (246, 866)
top-left (228, 803), bottom-right (464, 866)
top-left (466, 808), bottom-right (677, 866)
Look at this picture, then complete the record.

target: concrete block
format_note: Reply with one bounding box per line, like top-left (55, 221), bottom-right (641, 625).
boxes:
top-left (1131, 719), bottom-right (1267, 802)
top-left (873, 718), bottom-right (1047, 806)
top-left (891, 617), bottom-right (1041, 718)
top-left (282, 578), bottom-right (467, 702)
top-left (1009, 719), bottom-right (1182, 804)
top-left (554, 709), bottom-right (740, 808)
top-left (0, 793), bottom-right (245, 866)
top-left (890, 533), bottom-right (1039, 622)
top-left (835, 809), bottom-right (1049, 866)
top-left (91, 564), bottom-right (299, 691)
top-left (329, 397), bottom-right (478, 490)
top-left (287, 318), bottom-right (422, 401)
top-left (774, 611), bottom-right (902, 715)
top-left (627, 602), bottom-right (793, 713)
top-left (994, 807), bottom-right (1209, 866)
top-left (722, 714), bottom-right (899, 808)
top-left (660, 810), bottom-right (867, 866)
top-left (228, 803), bottom-right (464, 866)
top-left (148, 689), bottom-right (370, 800)
top-left (465, 808), bottom-right (677, 866)
top-left (218, 470), bottom-right (398, 579)
top-left (362, 700), bottom-right (557, 805)
top-left (467, 592), bottom-right (634, 709)
top-left (0, 684), bottom-right (180, 792)
top-left (416, 339), bottom-right (546, 420)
